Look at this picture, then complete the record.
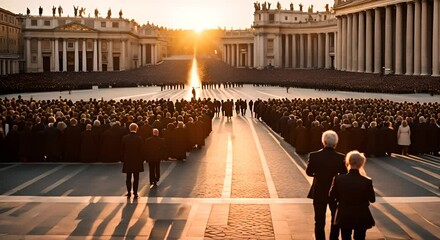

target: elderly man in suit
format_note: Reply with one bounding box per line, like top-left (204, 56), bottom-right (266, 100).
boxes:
top-left (306, 130), bottom-right (347, 240)
top-left (144, 128), bottom-right (166, 187)
top-left (121, 123), bottom-right (144, 198)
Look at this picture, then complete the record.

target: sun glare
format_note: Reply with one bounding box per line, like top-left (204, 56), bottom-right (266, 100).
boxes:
top-left (188, 57), bottom-right (201, 89)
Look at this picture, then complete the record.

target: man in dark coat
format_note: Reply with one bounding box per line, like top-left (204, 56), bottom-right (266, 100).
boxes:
top-left (63, 118), bottom-right (82, 162)
top-left (306, 130), bottom-right (347, 240)
top-left (99, 122), bottom-right (123, 162)
top-left (80, 124), bottom-right (98, 162)
top-left (44, 118), bottom-right (61, 162)
top-left (144, 128), bottom-right (166, 187)
top-left (121, 123), bottom-right (144, 198)
top-left (330, 151), bottom-right (375, 240)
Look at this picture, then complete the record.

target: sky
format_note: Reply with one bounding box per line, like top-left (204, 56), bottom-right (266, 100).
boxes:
top-left (2, 0), bottom-right (331, 30)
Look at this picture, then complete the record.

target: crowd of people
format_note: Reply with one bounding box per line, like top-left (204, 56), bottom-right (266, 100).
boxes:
top-left (1, 59), bottom-right (439, 95)
top-left (0, 97), bottom-right (214, 163)
top-left (252, 98), bottom-right (440, 157)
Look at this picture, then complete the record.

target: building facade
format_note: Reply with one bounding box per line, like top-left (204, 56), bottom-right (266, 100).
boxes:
top-left (0, 8), bottom-right (22, 75)
top-left (222, 0), bottom-right (440, 76)
top-left (22, 14), bottom-right (167, 73)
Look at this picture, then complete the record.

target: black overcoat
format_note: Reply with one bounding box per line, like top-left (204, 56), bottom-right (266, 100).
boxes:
top-left (330, 169), bottom-right (375, 229)
top-left (121, 132), bottom-right (144, 173)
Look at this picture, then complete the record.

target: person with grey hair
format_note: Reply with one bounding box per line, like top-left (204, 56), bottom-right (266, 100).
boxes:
top-left (330, 151), bottom-right (375, 240)
top-left (121, 123), bottom-right (143, 198)
top-left (144, 128), bottom-right (166, 187)
top-left (306, 130), bottom-right (347, 240)
top-left (397, 120), bottom-right (411, 155)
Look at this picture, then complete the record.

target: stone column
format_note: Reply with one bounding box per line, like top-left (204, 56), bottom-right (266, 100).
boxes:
top-left (98, 40), bottom-right (102, 71)
top-left (248, 43), bottom-right (252, 67)
top-left (414, 0), bottom-right (421, 75)
top-left (121, 40), bottom-right (126, 71)
top-left (231, 44), bottom-right (235, 66)
top-left (155, 44), bottom-right (159, 62)
top-left (421, 0), bottom-right (429, 75)
top-left (253, 38), bottom-right (258, 68)
top-left (325, 32), bottom-right (331, 69)
top-left (337, 17), bottom-right (342, 69)
top-left (433, 0), bottom-right (440, 76)
top-left (274, 34), bottom-right (280, 67)
top-left (143, 44), bottom-right (147, 65)
top-left (347, 14), bottom-right (352, 71)
top-left (358, 11), bottom-right (365, 72)
top-left (307, 34), bottom-right (312, 68)
top-left (300, 34), bottom-right (305, 68)
top-left (406, 2), bottom-right (414, 75)
top-left (395, 4), bottom-right (403, 74)
top-left (342, 16), bottom-right (347, 71)
top-left (37, 39), bottom-right (43, 72)
top-left (26, 39), bottom-right (31, 72)
top-left (54, 39), bottom-right (59, 72)
top-left (352, 13), bottom-right (358, 72)
top-left (63, 39), bottom-right (67, 72)
top-left (292, 34), bottom-right (297, 68)
top-left (236, 44), bottom-right (240, 67)
top-left (285, 34), bottom-right (290, 68)
top-left (374, 8), bottom-right (382, 74)
top-left (385, 6), bottom-right (393, 72)
top-left (108, 40), bottom-right (113, 71)
top-left (318, 33), bottom-right (324, 68)
top-left (74, 40), bottom-right (79, 72)
top-left (93, 39), bottom-right (98, 71)
top-left (366, 10), bottom-right (373, 73)
top-left (82, 39), bottom-right (87, 72)
top-left (222, 45), bottom-right (226, 62)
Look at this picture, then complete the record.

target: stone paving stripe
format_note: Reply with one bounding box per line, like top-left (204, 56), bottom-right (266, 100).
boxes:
top-left (3, 165), bottom-right (65, 196)
top-left (370, 158), bottom-right (440, 197)
top-left (256, 90), bottom-right (284, 98)
top-left (0, 164), bottom-right (18, 172)
top-left (411, 166), bottom-right (440, 179)
top-left (257, 118), bottom-right (313, 185)
top-left (1, 196), bottom-right (438, 204)
top-left (137, 162), bottom-right (177, 196)
top-left (221, 134), bottom-right (233, 198)
top-left (246, 117), bottom-right (279, 198)
top-left (112, 91), bottom-right (157, 100)
top-left (41, 165), bottom-right (89, 194)
top-left (395, 154), bottom-right (440, 168)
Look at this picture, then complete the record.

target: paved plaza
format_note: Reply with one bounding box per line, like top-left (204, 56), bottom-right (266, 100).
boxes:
top-left (0, 86), bottom-right (439, 239)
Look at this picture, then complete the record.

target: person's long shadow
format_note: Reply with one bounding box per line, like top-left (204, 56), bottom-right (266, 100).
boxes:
top-left (69, 202), bottom-right (106, 237)
top-left (145, 189), bottom-right (188, 239)
top-left (111, 198), bottom-right (138, 237)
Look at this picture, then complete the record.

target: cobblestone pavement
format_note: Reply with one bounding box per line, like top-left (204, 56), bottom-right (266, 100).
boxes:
top-left (205, 204), bottom-right (275, 239)
top-left (0, 86), bottom-right (439, 239)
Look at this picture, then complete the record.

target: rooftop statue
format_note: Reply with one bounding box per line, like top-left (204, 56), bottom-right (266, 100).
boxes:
top-left (277, 2), bottom-right (281, 10)
top-left (254, 2), bottom-right (261, 12)
top-left (39, 6), bottom-right (43, 16)
top-left (299, 3), bottom-right (303, 12)
top-left (290, 3), bottom-right (294, 11)
top-left (325, 4), bottom-right (330, 12)
top-left (119, 9), bottom-right (123, 19)
top-left (73, 6), bottom-right (78, 17)
top-left (79, 7), bottom-right (86, 17)
top-left (58, 6), bottom-right (63, 17)
top-left (94, 8), bottom-right (99, 18)
top-left (107, 8), bottom-right (112, 18)
top-left (262, 2), bottom-right (267, 11)
top-left (268, 2), bottom-right (271, 9)
top-left (52, 6), bottom-right (56, 17)
top-left (26, 8), bottom-right (30, 16)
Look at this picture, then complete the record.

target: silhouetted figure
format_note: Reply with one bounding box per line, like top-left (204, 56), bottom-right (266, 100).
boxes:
top-left (38, 6), bottom-right (43, 16)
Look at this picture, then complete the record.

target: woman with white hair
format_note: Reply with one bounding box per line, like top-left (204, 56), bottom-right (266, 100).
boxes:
top-left (330, 151), bottom-right (375, 240)
top-left (397, 120), bottom-right (411, 155)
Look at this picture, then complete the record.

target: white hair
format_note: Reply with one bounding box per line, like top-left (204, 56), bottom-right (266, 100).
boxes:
top-left (322, 130), bottom-right (338, 148)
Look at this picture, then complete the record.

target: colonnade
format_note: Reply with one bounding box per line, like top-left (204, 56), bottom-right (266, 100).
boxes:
top-left (223, 43), bottom-right (254, 68)
top-left (0, 59), bottom-right (20, 75)
top-left (279, 33), bottom-right (334, 69)
top-left (336, 0), bottom-right (440, 76)
top-left (25, 38), bottom-right (160, 72)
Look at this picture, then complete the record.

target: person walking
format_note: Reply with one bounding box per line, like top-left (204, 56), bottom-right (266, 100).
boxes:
top-left (306, 130), bottom-right (347, 240)
top-left (144, 128), bottom-right (166, 187)
top-left (330, 151), bottom-right (375, 240)
top-left (121, 123), bottom-right (144, 198)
